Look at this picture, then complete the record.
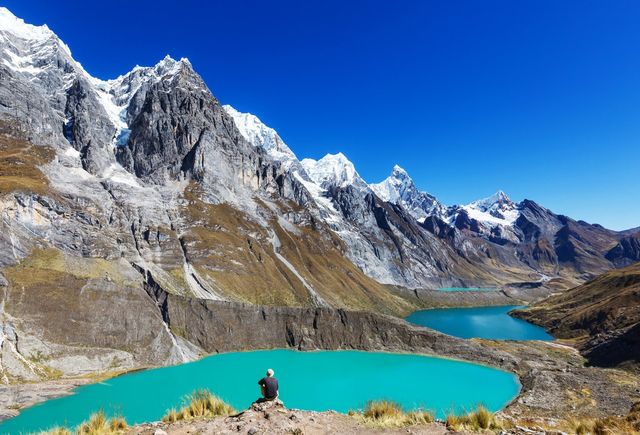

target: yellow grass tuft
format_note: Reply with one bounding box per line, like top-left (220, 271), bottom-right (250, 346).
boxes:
top-left (42, 429), bottom-right (72, 435)
top-left (43, 410), bottom-right (128, 434)
top-left (445, 405), bottom-right (503, 432)
top-left (77, 410), bottom-right (128, 434)
top-left (561, 413), bottom-right (640, 435)
top-left (161, 389), bottom-right (236, 423)
top-left (353, 400), bottom-right (434, 428)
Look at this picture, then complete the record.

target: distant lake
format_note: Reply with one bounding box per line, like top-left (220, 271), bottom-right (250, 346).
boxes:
top-left (0, 350), bottom-right (520, 433)
top-left (407, 305), bottom-right (553, 340)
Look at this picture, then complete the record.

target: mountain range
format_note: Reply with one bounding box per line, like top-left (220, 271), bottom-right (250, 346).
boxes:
top-left (0, 6), bottom-right (638, 382)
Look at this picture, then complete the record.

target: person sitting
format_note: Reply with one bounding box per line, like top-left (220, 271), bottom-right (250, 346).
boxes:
top-left (257, 368), bottom-right (279, 401)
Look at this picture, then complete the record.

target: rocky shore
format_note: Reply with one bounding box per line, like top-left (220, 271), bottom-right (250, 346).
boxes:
top-left (1, 295), bottom-right (638, 426)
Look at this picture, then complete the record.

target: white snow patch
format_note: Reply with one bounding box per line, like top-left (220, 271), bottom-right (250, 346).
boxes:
top-left (63, 146), bottom-right (80, 158)
top-left (223, 105), bottom-right (297, 167)
top-left (301, 152), bottom-right (364, 189)
top-left (463, 190), bottom-right (520, 226)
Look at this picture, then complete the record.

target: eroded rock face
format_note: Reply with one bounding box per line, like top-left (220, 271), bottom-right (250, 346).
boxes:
top-left (606, 232), bottom-right (640, 267)
top-left (142, 280), bottom-right (518, 372)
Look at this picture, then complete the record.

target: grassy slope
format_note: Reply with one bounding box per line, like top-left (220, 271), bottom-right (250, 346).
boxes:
top-left (515, 262), bottom-right (640, 371)
top-left (516, 262), bottom-right (640, 339)
top-left (0, 133), bottom-right (55, 196)
top-left (180, 186), bottom-right (416, 315)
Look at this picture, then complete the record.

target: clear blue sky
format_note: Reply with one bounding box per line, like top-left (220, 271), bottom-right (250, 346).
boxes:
top-left (6, 0), bottom-right (640, 230)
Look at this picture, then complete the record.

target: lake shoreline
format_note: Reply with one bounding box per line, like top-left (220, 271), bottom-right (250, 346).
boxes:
top-left (0, 349), bottom-right (520, 432)
top-left (1, 296), bottom-right (637, 429)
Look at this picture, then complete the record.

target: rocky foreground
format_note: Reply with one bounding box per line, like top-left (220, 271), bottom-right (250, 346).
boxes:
top-left (132, 402), bottom-right (457, 435)
top-left (127, 396), bottom-right (640, 435)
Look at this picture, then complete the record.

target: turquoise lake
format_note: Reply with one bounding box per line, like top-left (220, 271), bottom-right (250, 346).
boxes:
top-left (406, 305), bottom-right (554, 340)
top-left (0, 349), bottom-right (520, 433)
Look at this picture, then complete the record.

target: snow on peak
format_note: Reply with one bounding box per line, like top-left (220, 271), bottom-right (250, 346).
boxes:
top-left (0, 7), bottom-right (56, 42)
top-left (391, 164), bottom-right (409, 179)
top-left (468, 190), bottom-right (514, 212)
top-left (301, 152), bottom-right (363, 189)
top-left (463, 190), bottom-right (519, 226)
top-left (370, 164), bottom-right (447, 221)
top-left (370, 164), bottom-right (413, 203)
top-left (0, 7), bottom-right (75, 77)
top-left (222, 105), bottom-right (297, 167)
top-left (150, 55), bottom-right (191, 75)
top-left (93, 55), bottom-right (194, 146)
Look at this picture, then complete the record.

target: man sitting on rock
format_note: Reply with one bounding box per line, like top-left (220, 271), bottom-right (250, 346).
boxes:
top-left (257, 368), bottom-right (279, 402)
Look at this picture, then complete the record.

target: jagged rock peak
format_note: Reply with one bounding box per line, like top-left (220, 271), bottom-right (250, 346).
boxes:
top-left (370, 164), bottom-right (447, 221)
top-left (109, 55), bottom-right (192, 85)
top-left (468, 190), bottom-right (515, 212)
top-left (301, 152), bottom-right (364, 189)
top-left (461, 190), bottom-right (519, 226)
top-left (370, 164), bottom-right (414, 202)
top-left (222, 105), bottom-right (297, 167)
top-left (391, 164), bottom-right (409, 178)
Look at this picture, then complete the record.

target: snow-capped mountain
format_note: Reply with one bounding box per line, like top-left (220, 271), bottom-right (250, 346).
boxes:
top-left (0, 5), bottom-right (636, 388)
top-left (461, 191), bottom-right (519, 226)
top-left (0, 4), bottom-right (633, 314)
top-left (222, 105), bottom-right (297, 168)
top-left (370, 165), bottom-right (448, 222)
top-left (301, 152), bottom-right (367, 190)
top-left (370, 164), bottom-right (522, 236)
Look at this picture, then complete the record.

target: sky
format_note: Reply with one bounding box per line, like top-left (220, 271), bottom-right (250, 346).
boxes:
top-left (5, 0), bottom-right (640, 230)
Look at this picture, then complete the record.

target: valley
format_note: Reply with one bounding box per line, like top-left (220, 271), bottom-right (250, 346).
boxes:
top-left (0, 5), bottom-right (638, 434)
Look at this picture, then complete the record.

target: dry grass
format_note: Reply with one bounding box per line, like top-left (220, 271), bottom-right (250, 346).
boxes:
top-left (352, 400), bottom-right (434, 428)
top-left (445, 405), bottom-right (504, 432)
top-left (509, 404), bottom-right (640, 435)
top-left (43, 429), bottom-right (72, 435)
top-left (42, 411), bottom-right (127, 435)
top-left (561, 409), bottom-right (640, 435)
top-left (180, 185), bottom-right (415, 315)
top-left (77, 411), bottom-right (128, 434)
top-left (162, 390), bottom-right (236, 423)
top-left (0, 133), bottom-right (55, 195)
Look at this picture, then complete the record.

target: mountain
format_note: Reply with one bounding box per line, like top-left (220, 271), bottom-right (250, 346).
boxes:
top-left (369, 164), bottom-right (632, 285)
top-left (606, 231), bottom-right (640, 267)
top-left (370, 165), bottom-right (448, 221)
top-left (0, 6), bottom-right (636, 383)
top-left (222, 105), bottom-right (298, 169)
top-left (514, 262), bottom-right (640, 373)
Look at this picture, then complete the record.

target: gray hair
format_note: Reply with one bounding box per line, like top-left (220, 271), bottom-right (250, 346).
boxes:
top-left (266, 368), bottom-right (274, 377)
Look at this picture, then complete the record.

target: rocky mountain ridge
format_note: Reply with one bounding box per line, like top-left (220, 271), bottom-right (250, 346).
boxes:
top-left (0, 6), bottom-right (637, 384)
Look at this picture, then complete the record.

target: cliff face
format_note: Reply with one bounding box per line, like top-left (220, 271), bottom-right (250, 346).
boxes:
top-left (145, 281), bottom-right (517, 372)
top-left (514, 262), bottom-right (640, 373)
top-left (0, 6), bottom-right (636, 386)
